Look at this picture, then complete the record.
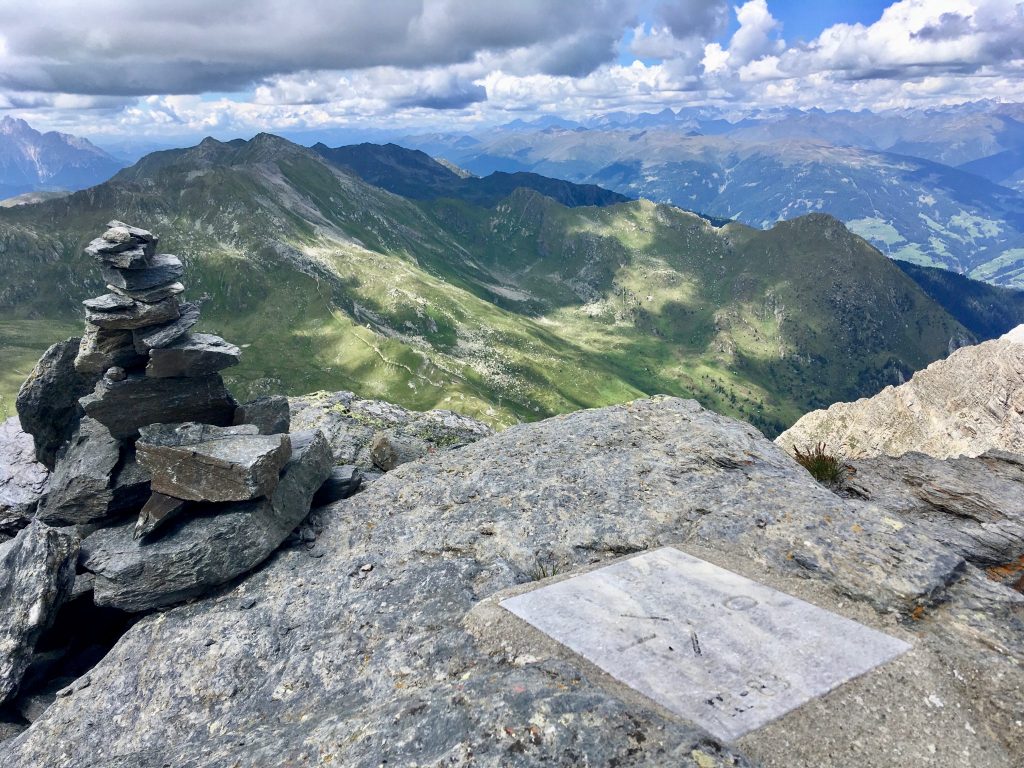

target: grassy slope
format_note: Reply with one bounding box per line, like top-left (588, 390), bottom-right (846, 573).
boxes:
top-left (0, 136), bottom-right (970, 435)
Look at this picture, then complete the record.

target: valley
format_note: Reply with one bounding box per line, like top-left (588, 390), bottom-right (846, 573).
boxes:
top-left (4, 134), bottom-right (1021, 436)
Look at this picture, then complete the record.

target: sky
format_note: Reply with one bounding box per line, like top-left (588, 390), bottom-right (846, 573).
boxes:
top-left (1, 0), bottom-right (1023, 144)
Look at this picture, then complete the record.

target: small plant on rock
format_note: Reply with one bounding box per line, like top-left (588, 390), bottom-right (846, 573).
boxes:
top-left (528, 560), bottom-right (561, 582)
top-left (792, 443), bottom-right (848, 488)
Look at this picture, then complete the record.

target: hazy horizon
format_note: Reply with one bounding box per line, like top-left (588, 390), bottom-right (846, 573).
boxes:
top-left (2, 0), bottom-right (1022, 144)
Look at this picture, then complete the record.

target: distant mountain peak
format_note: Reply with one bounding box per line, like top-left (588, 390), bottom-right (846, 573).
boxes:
top-left (0, 116), bottom-right (123, 197)
top-left (0, 116), bottom-right (33, 135)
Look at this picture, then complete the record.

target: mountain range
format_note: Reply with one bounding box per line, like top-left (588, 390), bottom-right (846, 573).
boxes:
top-left (2, 134), bottom-right (1024, 437)
top-left (403, 102), bottom-right (1024, 288)
top-left (0, 117), bottom-right (124, 200)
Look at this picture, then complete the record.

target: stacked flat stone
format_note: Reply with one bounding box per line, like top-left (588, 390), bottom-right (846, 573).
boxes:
top-left (133, 422), bottom-right (292, 539)
top-left (75, 221), bottom-right (241, 439)
top-left (66, 221), bottom-right (314, 543)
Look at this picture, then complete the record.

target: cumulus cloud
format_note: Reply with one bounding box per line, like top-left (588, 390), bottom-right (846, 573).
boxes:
top-left (766, 0), bottom-right (1024, 82)
top-left (2, 0), bottom-right (1024, 138)
top-left (0, 0), bottom-right (637, 96)
top-left (702, 0), bottom-right (784, 74)
top-left (656, 0), bottom-right (731, 39)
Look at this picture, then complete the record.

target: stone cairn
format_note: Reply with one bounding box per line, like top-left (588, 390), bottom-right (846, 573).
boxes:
top-left (0, 221), bottom-right (340, 717)
top-left (13, 221), bottom-right (335, 616)
top-left (74, 221), bottom-right (304, 538)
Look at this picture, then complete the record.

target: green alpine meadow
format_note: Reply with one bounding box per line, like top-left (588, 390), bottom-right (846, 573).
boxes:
top-left (3, 133), bottom-right (1017, 435)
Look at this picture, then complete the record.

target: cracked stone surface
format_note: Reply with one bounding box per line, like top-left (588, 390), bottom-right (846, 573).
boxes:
top-left (2, 398), bottom-right (1021, 767)
top-left (290, 389), bottom-right (493, 469)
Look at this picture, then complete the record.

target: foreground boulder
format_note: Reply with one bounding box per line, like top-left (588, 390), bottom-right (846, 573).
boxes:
top-left (0, 418), bottom-right (48, 535)
top-left (843, 450), bottom-right (1024, 567)
top-left (777, 327), bottom-right (1024, 458)
top-left (80, 430), bottom-right (331, 612)
top-left (0, 522), bottom-right (77, 706)
top-left (15, 338), bottom-right (99, 469)
top-left (6, 398), bottom-right (1022, 767)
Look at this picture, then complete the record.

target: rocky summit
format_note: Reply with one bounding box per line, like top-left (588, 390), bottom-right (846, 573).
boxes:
top-left (0, 396), bottom-right (1020, 766)
top-left (777, 325), bottom-right (1024, 459)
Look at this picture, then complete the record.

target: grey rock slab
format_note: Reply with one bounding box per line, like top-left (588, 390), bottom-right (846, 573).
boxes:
top-left (85, 242), bottom-right (151, 269)
top-left (0, 521), bottom-right (77, 706)
top-left (3, 398), bottom-right (1022, 767)
top-left (80, 373), bottom-right (236, 439)
top-left (85, 296), bottom-right (179, 330)
top-left (136, 423), bottom-right (291, 502)
top-left (105, 221), bottom-right (156, 244)
top-left (777, 334), bottom-right (1024, 459)
top-left (132, 302), bottom-right (200, 353)
top-left (290, 389), bottom-right (492, 469)
top-left (81, 429), bottom-right (331, 612)
top-left (233, 394), bottom-right (289, 435)
top-left (101, 254), bottom-right (183, 292)
top-left (843, 450), bottom-right (1024, 566)
top-left (0, 417), bottom-right (48, 531)
top-left (82, 293), bottom-right (135, 312)
top-left (134, 492), bottom-right (188, 540)
top-left (146, 333), bottom-right (240, 378)
top-left (35, 418), bottom-right (121, 526)
top-left (74, 324), bottom-right (145, 376)
top-left (16, 337), bottom-right (99, 469)
top-left (107, 281), bottom-right (184, 304)
top-left (312, 464), bottom-right (362, 506)
top-left (502, 547), bottom-right (911, 742)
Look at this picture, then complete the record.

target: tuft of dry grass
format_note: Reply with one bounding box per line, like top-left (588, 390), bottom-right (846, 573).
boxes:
top-left (792, 442), bottom-right (849, 488)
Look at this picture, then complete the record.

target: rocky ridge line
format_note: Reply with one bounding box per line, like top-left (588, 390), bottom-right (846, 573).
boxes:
top-left (776, 325), bottom-right (1024, 459)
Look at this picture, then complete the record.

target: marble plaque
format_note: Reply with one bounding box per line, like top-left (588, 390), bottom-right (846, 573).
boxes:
top-left (501, 547), bottom-right (910, 742)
